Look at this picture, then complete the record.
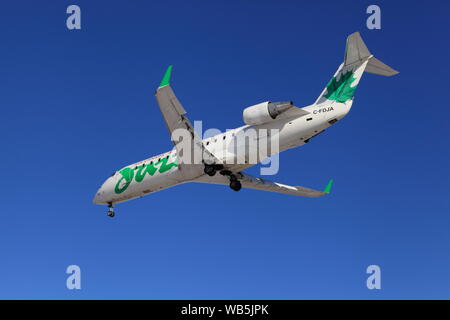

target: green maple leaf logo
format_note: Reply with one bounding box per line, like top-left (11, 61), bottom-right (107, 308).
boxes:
top-left (324, 70), bottom-right (357, 103)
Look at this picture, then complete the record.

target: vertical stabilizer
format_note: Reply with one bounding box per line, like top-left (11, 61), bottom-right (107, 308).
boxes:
top-left (314, 32), bottom-right (398, 105)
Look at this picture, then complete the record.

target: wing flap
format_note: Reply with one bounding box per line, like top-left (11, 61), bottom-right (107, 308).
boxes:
top-left (194, 172), bottom-right (332, 197)
top-left (239, 173), bottom-right (329, 197)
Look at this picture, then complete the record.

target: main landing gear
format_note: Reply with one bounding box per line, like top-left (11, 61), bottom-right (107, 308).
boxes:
top-left (229, 175), bottom-right (242, 191)
top-left (203, 164), bottom-right (224, 176)
top-left (219, 170), bottom-right (242, 192)
top-left (107, 203), bottom-right (115, 218)
top-left (204, 165), bottom-right (216, 176)
top-left (204, 165), bottom-right (242, 192)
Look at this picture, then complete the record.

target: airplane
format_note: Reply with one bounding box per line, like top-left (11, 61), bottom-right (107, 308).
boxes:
top-left (93, 32), bottom-right (398, 217)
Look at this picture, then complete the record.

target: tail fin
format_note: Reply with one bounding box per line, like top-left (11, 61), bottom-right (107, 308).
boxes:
top-left (315, 32), bottom-right (398, 105)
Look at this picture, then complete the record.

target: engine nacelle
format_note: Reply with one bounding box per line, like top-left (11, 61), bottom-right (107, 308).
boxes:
top-left (242, 101), bottom-right (293, 126)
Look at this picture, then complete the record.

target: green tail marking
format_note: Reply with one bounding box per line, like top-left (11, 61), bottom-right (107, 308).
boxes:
top-left (323, 179), bottom-right (334, 194)
top-left (324, 70), bottom-right (357, 103)
top-left (159, 65), bottom-right (173, 87)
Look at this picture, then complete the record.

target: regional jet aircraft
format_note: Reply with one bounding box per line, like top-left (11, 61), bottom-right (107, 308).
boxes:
top-left (94, 32), bottom-right (398, 217)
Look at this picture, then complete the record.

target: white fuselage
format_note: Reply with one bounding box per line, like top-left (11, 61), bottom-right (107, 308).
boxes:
top-left (93, 100), bottom-right (352, 205)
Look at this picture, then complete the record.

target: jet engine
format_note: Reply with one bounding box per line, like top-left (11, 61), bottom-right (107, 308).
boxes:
top-left (242, 101), bottom-right (294, 126)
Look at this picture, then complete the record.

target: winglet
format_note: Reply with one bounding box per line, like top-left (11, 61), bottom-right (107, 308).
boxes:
top-left (323, 179), bottom-right (334, 194)
top-left (159, 65), bottom-right (173, 88)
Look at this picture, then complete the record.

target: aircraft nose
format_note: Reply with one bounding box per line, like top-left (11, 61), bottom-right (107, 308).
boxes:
top-left (93, 188), bottom-right (105, 204)
top-left (93, 175), bottom-right (116, 204)
top-left (93, 182), bottom-right (109, 204)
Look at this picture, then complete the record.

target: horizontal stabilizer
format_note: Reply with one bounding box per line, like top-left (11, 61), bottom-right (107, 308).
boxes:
top-left (365, 57), bottom-right (399, 76)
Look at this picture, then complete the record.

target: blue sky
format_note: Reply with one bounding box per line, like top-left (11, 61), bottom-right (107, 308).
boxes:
top-left (1, 0), bottom-right (449, 299)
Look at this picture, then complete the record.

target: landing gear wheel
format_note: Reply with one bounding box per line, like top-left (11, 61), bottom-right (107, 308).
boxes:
top-left (107, 203), bottom-right (115, 218)
top-left (229, 180), bottom-right (242, 191)
top-left (204, 165), bottom-right (216, 176)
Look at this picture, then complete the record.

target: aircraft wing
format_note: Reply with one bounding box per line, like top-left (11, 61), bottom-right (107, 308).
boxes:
top-left (155, 66), bottom-right (220, 169)
top-left (194, 172), bottom-right (333, 197)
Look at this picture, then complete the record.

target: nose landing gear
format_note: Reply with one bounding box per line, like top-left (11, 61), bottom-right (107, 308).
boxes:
top-left (107, 203), bottom-right (115, 218)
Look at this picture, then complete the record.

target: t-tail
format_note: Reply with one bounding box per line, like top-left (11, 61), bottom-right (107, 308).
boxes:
top-left (314, 32), bottom-right (399, 105)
